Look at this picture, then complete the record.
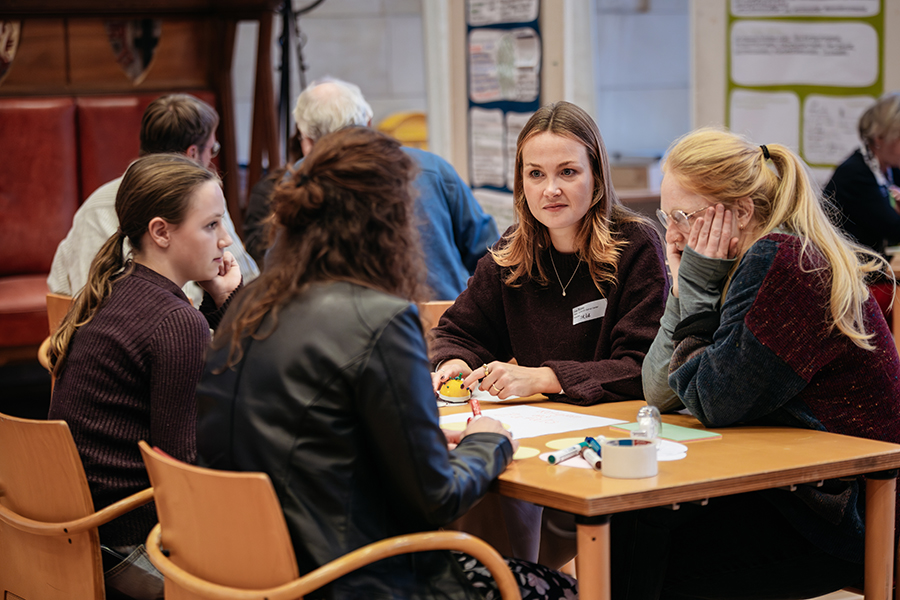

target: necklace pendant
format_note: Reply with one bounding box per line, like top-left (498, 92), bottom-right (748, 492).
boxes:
top-left (562, 291), bottom-right (566, 297)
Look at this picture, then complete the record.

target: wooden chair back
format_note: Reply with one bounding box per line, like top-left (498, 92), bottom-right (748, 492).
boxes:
top-left (37, 293), bottom-right (73, 384)
top-left (139, 441), bottom-right (521, 600)
top-left (0, 412), bottom-right (152, 600)
top-left (417, 300), bottom-right (454, 330)
top-left (138, 441), bottom-right (300, 598)
top-left (47, 292), bottom-right (74, 333)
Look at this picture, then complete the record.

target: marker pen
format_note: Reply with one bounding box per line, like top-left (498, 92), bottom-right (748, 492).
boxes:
top-left (584, 436), bottom-right (604, 454)
top-left (547, 441), bottom-right (587, 465)
top-left (467, 398), bottom-right (482, 424)
top-left (580, 445), bottom-right (602, 470)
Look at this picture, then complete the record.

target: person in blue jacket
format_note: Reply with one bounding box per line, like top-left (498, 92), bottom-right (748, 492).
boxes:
top-left (242, 77), bottom-right (500, 301)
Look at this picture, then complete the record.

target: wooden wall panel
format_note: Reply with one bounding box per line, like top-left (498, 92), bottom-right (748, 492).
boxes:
top-left (0, 20), bottom-right (68, 93)
top-left (0, 18), bottom-right (211, 94)
top-left (67, 19), bottom-right (210, 91)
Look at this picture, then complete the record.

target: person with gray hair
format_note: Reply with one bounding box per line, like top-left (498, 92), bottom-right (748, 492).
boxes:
top-left (243, 77), bottom-right (500, 300)
top-left (824, 91), bottom-right (900, 317)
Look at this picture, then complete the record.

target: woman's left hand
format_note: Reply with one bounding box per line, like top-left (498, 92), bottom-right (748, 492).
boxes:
top-left (197, 251), bottom-right (242, 307)
top-left (464, 361), bottom-right (562, 400)
top-left (688, 204), bottom-right (739, 260)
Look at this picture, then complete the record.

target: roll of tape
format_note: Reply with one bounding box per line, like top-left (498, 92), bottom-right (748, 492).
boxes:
top-left (601, 438), bottom-right (658, 479)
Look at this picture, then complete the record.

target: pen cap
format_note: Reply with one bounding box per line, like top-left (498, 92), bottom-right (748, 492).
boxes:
top-left (632, 405), bottom-right (662, 443)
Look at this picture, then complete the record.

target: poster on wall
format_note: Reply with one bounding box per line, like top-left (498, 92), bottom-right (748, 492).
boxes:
top-left (727, 0), bottom-right (884, 184)
top-left (466, 0), bottom-right (541, 230)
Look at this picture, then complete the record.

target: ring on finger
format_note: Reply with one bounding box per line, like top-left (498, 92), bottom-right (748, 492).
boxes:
top-left (482, 363), bottom-right (491, 377)
top-left (491, 384), bottom-right (501, 393)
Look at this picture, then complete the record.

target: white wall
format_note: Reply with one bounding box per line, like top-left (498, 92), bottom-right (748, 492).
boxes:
top-left (593, 0), bottom-right (690, 160)
top-left (231, 0), bottom-right (692, 166)
top-left (232, 0), bottom-right (427, 166)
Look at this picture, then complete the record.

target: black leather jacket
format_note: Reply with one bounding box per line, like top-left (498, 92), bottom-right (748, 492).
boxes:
top-left (197, 282), bottom-right (513, 599)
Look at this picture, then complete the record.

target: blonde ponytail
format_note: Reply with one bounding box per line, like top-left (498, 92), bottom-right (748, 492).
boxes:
top-left (49, 230), bottom-right (132, 376)
top-left (664, 128), bottom-right (889, 350)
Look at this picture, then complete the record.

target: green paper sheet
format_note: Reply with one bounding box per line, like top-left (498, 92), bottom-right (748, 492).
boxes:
top-left (612, 422), bottom-right (722, 442)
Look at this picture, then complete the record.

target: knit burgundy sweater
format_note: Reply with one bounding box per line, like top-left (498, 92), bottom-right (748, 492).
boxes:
top-left (48, 264), bottom-right (229, 547)
top-left (429, 219), bottom-right (668, 405)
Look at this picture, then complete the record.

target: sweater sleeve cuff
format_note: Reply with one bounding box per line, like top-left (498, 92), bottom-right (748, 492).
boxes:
top-left (678, 247), bottom-right (735, 315)
top-left (200, 280), bottom-right (242, 330)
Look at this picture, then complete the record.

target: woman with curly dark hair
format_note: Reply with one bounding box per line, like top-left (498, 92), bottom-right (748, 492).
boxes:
top-left (195, 127), bottom-right (577, 600)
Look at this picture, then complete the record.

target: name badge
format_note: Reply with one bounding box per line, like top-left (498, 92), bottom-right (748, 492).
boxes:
top-left (572, 299), bottom-right (606, 325)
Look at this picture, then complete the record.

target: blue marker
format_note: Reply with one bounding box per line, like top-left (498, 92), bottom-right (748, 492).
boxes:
top-left (547, 442), bottom-right (587, 465)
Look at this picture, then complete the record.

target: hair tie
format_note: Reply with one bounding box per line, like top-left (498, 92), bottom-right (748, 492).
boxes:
top-left (295, 173), bottom-right (310, 188)
top-left (760, 144), bottom-right (770, 160)
top-left (116, 227), bottom-right (125, 238)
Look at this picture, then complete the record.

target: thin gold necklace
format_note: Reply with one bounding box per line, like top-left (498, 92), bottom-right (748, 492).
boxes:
top-left (549, 251), bottom-right (581, 297)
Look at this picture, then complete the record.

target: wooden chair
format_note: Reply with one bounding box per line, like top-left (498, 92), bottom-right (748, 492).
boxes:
top-left (0, 412), bottom-right (153, 600)
top-left (37, 292), bottom-right (73, 386)
top-left (139, 441), bottom-right (521, 600)
top-left (417, 299), bottom-right (454, 331)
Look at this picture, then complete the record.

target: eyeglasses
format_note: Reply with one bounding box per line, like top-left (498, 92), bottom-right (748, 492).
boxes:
top-left (208, 141), bottom-right (221, 159)
top-left (656, 207), bottom-right (706, 233)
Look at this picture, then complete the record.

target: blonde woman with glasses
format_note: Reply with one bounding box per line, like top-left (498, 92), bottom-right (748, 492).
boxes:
top-left (635, 127), bottom-right (900, 599)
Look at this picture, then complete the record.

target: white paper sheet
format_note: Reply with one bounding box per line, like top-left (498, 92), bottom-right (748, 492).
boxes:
top-left (468, 28), bottom-right (540, 103)
top-left (440, 405), bottom-right (627, 440)
top-left (467, 0), bottom-right (540, 27)
top-left (730, 89), bottom-right (800, 152)
top-left (469, 107), bottom-right (505, 188)
top-left (803, 94), bottom-right (874, 164)
top-left (730, 0), bottom-right (879, 18)
top-left (731, 20), bottom-right (878, 87)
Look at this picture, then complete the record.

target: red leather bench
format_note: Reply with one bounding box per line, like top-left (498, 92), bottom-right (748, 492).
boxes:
top-left (0, 97), bottom-right (79, 355)
top-left (0, 90), bottom-right (216, 362)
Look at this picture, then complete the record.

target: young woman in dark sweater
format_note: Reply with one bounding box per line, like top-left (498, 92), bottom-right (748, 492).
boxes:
top-left (47, 153), bottom-right (241, 599)
top-left (428, 101), bottom-right (668, 564)
top-left (430, 101), bottom-right (667, 405)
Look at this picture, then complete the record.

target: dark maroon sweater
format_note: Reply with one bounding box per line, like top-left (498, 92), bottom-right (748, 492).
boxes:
top-left (48, 264), bottom-right (229, 547)
top-left (429, 220), bottom-right (668, 405)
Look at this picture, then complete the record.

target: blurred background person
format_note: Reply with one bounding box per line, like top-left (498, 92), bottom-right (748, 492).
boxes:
top-left (242, 77), bottom-right (499, 300)
top-left (825, 92), bottom-right (900, 316)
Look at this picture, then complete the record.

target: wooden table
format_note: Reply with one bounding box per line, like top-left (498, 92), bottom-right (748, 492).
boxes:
top-left (443, 399), bottom-right (900, 600)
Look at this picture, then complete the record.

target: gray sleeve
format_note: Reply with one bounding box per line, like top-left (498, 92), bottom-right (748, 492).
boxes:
top-left (642, 291), bottom-right (684, 412)
top-left (642, 248), bottom-right (736, 412)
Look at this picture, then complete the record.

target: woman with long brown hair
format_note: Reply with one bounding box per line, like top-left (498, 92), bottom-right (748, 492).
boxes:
top-left (48, 153), bottom-right (241, 598)
top-left (430, 101), bottom-right (667, 406)
top-left (196, 127), bottom-right (577, 600)
top-left (428, 101), bottom-right (668, 563)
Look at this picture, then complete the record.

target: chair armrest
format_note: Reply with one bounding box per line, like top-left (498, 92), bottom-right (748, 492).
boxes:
top-left (146, 525), bottom-right (522, 600)
top-left (37, 336), bottom-right (52, 371)
top-left (0, 487), bottom-right (153, 536)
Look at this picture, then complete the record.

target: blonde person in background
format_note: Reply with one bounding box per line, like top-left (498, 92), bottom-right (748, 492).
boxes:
top-left (639, 127), bottom-right (900, 599)
top-left (48, 154), bottom-right (241, 600)
top-left (824, 92), bottom-right (900, 318)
